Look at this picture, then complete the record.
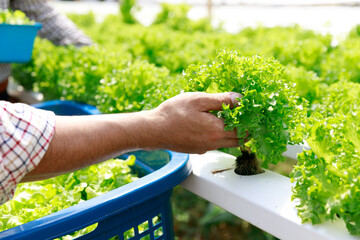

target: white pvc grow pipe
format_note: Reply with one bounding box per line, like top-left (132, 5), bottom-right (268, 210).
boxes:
top-left (181, 149), bottom-right (359, 240)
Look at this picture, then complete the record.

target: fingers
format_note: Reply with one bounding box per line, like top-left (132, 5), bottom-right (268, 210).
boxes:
top-left (223, 128), bottom-right (238, 139)
top-left (203, 112), bottom-right (243, 140)
top-left (186, 138), bottom-right (240, 154)
top-left (217, 138), bottom-right (241, 149)
top-left (155, 92), bottom-right (245, 153)
top-left (197, 92), bottom-right (242, 112)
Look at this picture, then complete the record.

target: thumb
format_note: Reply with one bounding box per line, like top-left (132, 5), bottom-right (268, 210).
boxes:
top-left (229, 92), bottom-right (242, 107)
top-left (202, 92), bottom-right (242, 111)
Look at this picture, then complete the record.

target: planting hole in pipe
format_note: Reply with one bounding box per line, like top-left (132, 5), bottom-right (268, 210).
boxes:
top-left (234, 149), bottom-right (264, 176)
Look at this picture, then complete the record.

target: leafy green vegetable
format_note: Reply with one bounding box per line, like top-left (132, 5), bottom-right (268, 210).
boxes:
top-left (282, 64), bottom-right (327, 108)
top-left (12, 38), bottom-right (181, 114)
top-left (119, 0), bottom-right (138, 24)
top-left (0, 156), bottom-right (137, 239)
top-left (316, 81), bottom-right (360, 117)
top-left (141, 74), bottom-right (185, 110)
top-left (66, 11), bottom-right (96, 29)
top-left (291, 82), bottom-right (360, 235)
top-left (11, 8), bottom-right (360, 235)
top-left (235, 25), bottom-right (332, 74)
top-left (185, 49), bottom-right (306, 165)
top-left (13, 39), bottom-right (132, 105)
top-left (320, 37), bottom-right (360, 85)
top-left (96, 59), bottom-right (173, 113)
top-left (153, 3), bottom-right (214, 33)
top-left (291, 114), bottom-right (360, 235)
top-left (0, 9), bottom-right (34, 25)
top-left (66, 12), bottom-right (331, 76)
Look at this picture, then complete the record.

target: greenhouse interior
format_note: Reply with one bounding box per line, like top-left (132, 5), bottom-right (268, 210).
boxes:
top-left (0, 0), bottom-right (360, 239)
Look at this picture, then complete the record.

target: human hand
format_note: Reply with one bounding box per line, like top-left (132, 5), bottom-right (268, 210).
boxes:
top-left (148, 92), bottom-right (242, 154)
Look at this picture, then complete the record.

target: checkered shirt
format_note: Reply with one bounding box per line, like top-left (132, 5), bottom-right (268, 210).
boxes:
top-left (0, 0), bottom-right (93, 82)
top-left (0, 101), bottom-right (55, 204)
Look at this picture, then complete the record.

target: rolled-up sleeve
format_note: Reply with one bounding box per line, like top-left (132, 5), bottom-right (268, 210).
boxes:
top-left (0, 64), bottom-right (11, 83)
top-left (0, 101), bottom-right (55, 204)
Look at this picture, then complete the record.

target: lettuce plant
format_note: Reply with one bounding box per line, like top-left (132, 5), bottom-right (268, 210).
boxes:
top-left (153, 3), bottom-right (214, 33)
top-left (119, 0), bottom-right (137, 24)
top-left (291, 82), bottom-right (360, 235)
top-left (96, 59), bottom-right (172, 113)
top-left (0, 9), bottom-right (34, 25)
top-left (0, 157), bottom-right (137, 239)
top-left (185, 49), bottom-right (306, 171)
top-left (282, 65), bottom-right (327, 109)
top-left (320, 38), bottom-right (360, 85)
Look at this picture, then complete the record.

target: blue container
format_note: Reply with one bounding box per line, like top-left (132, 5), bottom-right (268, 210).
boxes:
top-left (0, 22), bottom-right (41, 63)
top-left (0, 100), bottom-right (191, 240)
top-left (32, 100), bottom-right (102, 116)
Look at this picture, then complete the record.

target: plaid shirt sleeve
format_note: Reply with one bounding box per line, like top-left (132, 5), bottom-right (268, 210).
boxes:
top-left (0, 101), bottom-right (55, 204)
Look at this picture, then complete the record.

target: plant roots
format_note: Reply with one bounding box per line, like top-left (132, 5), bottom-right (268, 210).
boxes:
top-left (234, 149), bottom-right (264, 175)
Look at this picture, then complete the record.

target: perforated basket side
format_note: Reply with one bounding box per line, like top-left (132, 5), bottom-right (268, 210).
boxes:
top-left (76, 191), bottom-right (173, 240)
top-left (32, 100), bottom-right (101, 116)
top-left (0, 151), bottom-right (190, 240)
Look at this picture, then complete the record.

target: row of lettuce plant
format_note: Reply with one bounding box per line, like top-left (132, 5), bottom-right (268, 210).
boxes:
top-left (6, 3), bottom-right (360, 236)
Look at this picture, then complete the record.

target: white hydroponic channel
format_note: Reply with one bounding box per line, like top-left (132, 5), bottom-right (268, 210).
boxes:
top-left (181, 147), bottom-right (360, 240)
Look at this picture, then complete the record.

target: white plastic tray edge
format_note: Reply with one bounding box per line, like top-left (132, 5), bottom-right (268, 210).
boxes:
top-left (181, 150), bottom-right (359, 240)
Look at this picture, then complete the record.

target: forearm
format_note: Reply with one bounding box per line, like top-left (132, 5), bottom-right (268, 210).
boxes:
top-left (22, 110), bottom-right (158, 182)
top-left (22, 92), bottom-right (241, 183)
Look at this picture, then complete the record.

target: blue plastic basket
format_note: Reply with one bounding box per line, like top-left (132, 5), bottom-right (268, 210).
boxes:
top-left (0, 100), bottom-right (191, 240)
top-left (0, 22), bottom-right (41, 63)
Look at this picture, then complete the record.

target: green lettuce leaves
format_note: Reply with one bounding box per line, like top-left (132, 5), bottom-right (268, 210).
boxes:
top-left (291, 82), bottom-right (360, 235)
top-left (184, 49), bottom-right (306, 165)
top-left (0, 9), bottom-right (34, 25)
top-left (0, 156), bottom-right (137, 239)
